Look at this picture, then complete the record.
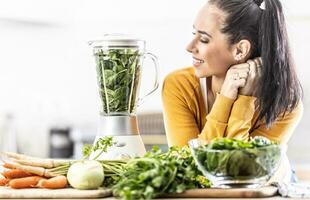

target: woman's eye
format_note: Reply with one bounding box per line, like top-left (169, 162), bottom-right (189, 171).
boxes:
top-left (200, 39), bottom-right (209, 43)
top-left (191, 31), bottom-right (209, 43)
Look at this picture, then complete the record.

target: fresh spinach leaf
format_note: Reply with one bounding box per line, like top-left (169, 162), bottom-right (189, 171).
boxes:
top-left (194, 136), bottom-right (281, 179)
top-left (94, 49), bottom-right (141, 114)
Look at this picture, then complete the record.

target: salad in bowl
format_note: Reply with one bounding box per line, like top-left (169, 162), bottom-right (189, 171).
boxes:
top-left (189, 136), bottom-right (283, 188)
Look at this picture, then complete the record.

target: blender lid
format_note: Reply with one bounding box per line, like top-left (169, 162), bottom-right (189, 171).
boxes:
top-left (88, 33), bottom-right (145, 48)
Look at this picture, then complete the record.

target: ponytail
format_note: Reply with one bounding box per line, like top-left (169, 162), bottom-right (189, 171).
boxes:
top-left (257, 0), bottom-right (302, 127)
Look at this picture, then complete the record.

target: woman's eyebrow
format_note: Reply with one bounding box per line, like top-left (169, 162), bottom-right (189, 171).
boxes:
top-left (193, 25), bottom-right (212, 38)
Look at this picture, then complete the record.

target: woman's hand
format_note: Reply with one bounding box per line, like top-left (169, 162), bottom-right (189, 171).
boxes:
top-left (220, 57), bottom-right (262, 100)
top-left (239, 57), bottom-right (262, 96)
top-left (220, 63), bottom-right (250, 100)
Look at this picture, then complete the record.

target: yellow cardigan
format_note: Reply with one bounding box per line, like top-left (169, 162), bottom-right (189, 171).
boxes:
top-left (162, 67), bottom-right (303, 147)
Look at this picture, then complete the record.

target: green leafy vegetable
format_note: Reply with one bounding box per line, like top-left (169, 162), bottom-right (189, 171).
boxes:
top-left (112, 146), bottom-right (211, 200)
top-left (94, 49), bottom-right (141, 115)
top-left (82, 136), bottom-right (113, 160)
top-left (193, 136), bottom-right (281, 179)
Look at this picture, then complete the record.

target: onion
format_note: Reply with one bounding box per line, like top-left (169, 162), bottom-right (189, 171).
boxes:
top-left (67, 160), bottom-right (104, 189)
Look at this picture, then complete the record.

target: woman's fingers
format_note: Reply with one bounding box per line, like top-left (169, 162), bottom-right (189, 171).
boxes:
top-left (221, 58), bottom-right (261, 99)
top-left (221, 63), bottom-right (250, 99)
top-left (230, 62), bottom-right (250, 69)
top-left (229, 77), bottom-right (247, 91)
top-left (236, 78), bottom-right (247, 87)
top-left (247, 59), bottom-right (257, 78)
top-left (256, 58), bottom-right (262, 78)
top-left (238, 71), bottom-right (249, 78)
top-left (229, 68), bottom-right (250, 80)
top-left (229, 66), bottom-right (250, 73)
top-left (253, 57), bottom-right (262, 69)
top-left (251, 57), bottom-right (262, 78)
top-left (256, 57), bottom-right (263, 66)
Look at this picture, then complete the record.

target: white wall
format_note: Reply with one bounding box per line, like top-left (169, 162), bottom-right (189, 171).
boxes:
top-left (0, 0), bottom-right (309, 163)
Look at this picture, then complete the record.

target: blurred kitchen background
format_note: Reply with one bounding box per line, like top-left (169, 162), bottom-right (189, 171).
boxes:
top-left (0, 0), bottom-right (309, 167)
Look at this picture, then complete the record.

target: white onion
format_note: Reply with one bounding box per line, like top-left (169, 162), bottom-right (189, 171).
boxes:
top-left (67, 160), bottom-right (104, 189)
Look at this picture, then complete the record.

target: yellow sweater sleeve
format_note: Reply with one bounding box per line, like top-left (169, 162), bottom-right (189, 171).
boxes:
top-left (225, 95), bottom-right (304, 144)
top-left (198, 93), bottom-right (235, 142)
top-left (162, 72), bottom-right (235, 146)
top-left (225, 95), bottom-right (257, 140)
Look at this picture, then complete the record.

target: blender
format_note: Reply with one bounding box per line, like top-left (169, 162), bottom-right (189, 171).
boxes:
top-left (89, 34), bottom-right (159, 159)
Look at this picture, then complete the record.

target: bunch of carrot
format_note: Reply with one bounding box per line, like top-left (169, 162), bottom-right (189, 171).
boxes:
top-left (0, 151), bottom-right (127, 190)
top-left (0, 165), bottom-right (68, 189)
top-left (0, 152), bottom-right (69, 189)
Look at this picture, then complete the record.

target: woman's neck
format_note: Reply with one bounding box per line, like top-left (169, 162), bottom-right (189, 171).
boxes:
top-left (208, 75), bottom-right (225, 97)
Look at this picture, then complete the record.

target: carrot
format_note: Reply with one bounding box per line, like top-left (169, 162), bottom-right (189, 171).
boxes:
top-left (2, 163), bottom-right (15, 169)
top-left (2, 169), bottom-right (33, 179)
top-left (9, 176), bottom-right (46, 189)
top-left (37, 175), bottom-right (67, 189)
top-left (0, 178), bottom-right (10, 186)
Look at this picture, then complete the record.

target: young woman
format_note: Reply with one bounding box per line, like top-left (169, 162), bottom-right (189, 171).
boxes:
top-left (162, 0), bottom-right (304, 184)
top-left (162, 0), bottom-right (303, 147)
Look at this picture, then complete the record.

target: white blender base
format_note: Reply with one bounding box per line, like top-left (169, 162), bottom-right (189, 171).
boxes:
top-left (89, 135), bottom-right (146, 160)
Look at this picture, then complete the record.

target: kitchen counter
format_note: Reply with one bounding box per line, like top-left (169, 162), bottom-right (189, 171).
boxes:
top-left (1, 181), bottom-right (310, 200)
top-left (1, 164), bottom-right (309, 199)
top-left (0, 188), bottom-right (308, 199)
top-left (101, 197), bottom-right (305, 200)
top-left (0, 197), bottom-right (306, 200)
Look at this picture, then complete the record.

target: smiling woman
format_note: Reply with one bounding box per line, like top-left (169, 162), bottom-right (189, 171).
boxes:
top-left (162, 0), bottom-right (303, 147)
top-left (161, 0), bottom-right (304, 185)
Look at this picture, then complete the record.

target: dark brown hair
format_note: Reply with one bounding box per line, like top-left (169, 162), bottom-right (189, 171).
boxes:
top-left (209, 0), bottom-right (302, 127)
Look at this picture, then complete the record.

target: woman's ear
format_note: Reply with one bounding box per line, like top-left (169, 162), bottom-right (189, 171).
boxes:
top-left (232, 40), bottom-right (251, 63)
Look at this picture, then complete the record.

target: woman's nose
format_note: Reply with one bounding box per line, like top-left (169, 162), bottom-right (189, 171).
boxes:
top-left (186, 39), bottom-right (198, 54)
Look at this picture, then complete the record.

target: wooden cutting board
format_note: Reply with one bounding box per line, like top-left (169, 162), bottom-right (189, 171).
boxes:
top-left (164, 186), bottom-right (278, 198)
top-left (0, 186), bottom-right (278, 199)
top-left (0, 186), bottom-right (112, 199)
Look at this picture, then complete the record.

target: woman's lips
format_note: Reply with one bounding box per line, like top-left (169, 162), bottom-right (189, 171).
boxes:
top-left (192, 57), bottom-right (204, 67)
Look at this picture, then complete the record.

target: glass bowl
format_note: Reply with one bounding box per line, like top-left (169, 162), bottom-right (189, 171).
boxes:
top-left (188, 138), bottom-right (283, 188)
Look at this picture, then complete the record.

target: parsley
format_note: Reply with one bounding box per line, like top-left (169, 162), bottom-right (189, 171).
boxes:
top-left (82, 136), bottom-right (114, 160)
top-left (112, 146), bottom-right (211, 199)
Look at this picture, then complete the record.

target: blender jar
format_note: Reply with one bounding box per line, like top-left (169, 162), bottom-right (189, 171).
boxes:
top-left (89, 34), bottom-right (158, 116)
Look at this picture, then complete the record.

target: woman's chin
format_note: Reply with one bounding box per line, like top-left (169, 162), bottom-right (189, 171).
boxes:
top-left (194, 67), bottom-right (208, 78)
